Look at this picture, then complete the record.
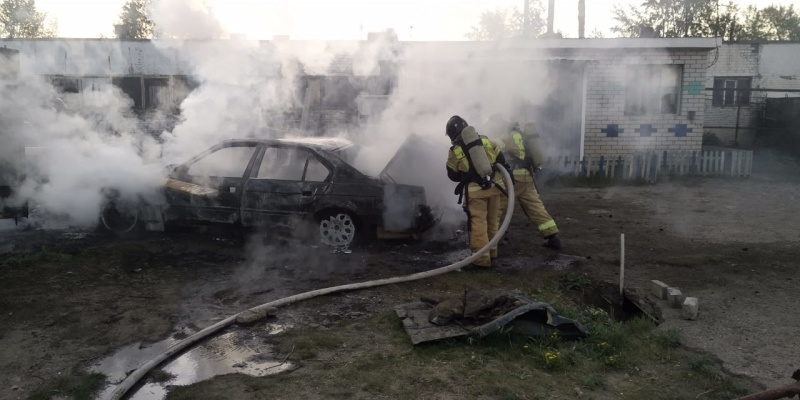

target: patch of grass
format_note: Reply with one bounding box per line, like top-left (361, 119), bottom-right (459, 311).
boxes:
top-left (29, 372), bottom-right (105, 400)
top-left (3, 247), bottom-right (75, 268)
top-left (167, 274), bottom-right (760, 400)
top-left (581, 373), bottom-right (606, 390)
top-left (651, 328), bottom-right (681, 349)
top-left (561, 272), bottom-right (592, 293)
top-left (690, 355), bottom-right (715, 375)
top-left (275, 327), bottom-right (346, 360)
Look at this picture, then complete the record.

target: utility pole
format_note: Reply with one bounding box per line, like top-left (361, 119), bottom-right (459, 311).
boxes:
top-left (523, 0), bottom-right (530, 38)
top-left (578, 0), bottom-right (586, 38)
top-left (547, 0), bottom-right (555, 35)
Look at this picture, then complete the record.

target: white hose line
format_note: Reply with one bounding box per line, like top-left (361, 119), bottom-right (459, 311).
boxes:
top-left (108, 166), bottom-right (515, 400)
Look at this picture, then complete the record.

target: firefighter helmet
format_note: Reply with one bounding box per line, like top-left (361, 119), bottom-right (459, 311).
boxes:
top-left (446, 115), bottom-right (468, 141)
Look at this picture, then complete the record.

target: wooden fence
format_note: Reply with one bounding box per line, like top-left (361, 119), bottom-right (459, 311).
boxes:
top-left (544, 147), bottom-right (753, 183)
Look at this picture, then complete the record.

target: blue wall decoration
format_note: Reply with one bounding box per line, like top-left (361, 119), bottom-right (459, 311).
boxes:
top-left (668, 124), bottom-right (693, 137)
top-left (601, 124), bottom-right (623, 137)
top-left (635, 124), bottom-right (656, 137)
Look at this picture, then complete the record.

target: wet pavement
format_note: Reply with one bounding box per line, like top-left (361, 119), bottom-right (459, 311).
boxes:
top-left (91, 325), bottom-right (295, 400)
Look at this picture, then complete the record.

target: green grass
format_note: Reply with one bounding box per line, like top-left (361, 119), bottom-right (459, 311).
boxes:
top-left (165, 271), bottom-right (759, 399)
top-left (3, 247), bottom-right (74, 268)
top-left (28, 372), bottom-right (105, 400)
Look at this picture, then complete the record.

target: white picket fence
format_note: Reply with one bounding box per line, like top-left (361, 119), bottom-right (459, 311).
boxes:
top-left (544, 147), bottom-right (753, 182)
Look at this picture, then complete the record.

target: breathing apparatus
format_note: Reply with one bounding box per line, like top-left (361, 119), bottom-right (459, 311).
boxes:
top-left (446, 115), bottom-right (494, 190)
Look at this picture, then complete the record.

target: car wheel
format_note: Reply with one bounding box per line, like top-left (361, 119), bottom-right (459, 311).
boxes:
top-left (100, 202), bottom-right (139, 235)
top-left (318, 212), bottom-right (357, 248)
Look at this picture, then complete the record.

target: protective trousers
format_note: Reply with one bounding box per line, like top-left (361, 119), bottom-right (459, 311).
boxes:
top-left (465, 185), bottom-right (503, 267)
top-left (514, 174), bottom-right (558, 237)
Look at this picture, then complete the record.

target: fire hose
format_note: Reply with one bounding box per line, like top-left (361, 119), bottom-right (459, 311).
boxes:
top-left (108, 165), bottom-right (515, 400)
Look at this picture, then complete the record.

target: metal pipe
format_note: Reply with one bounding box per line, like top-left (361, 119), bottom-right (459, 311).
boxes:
top-left (735, 90), bottom-right (742, 146)
top-left (547, 0), bottom-right (554, 34)
top-left (578, 0), bottom-right (585, 38)
top-left (704, 88), bottom-right (800, 92)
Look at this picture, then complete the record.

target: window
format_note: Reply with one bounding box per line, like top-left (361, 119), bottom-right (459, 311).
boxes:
top-left (625, 65), bottom-right (682, 115)
top-left (712, 77), bottom-right (751, 107)
top-left (187, 145), bottom-right (257, 178)
top-left (255, 147), bottom-right (331, 182)
top-left (50, 76), bottom-right (81, 93)
top-left (304, 156), bottom-right (331, 182)
top-left (112, 77), bottom-right (143, 109)
top-left (144, 78), bottom-right (170, 109)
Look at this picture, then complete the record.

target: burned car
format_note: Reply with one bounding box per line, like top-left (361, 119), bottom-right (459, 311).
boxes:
top-left (104, 138), bottom-right (437, 247)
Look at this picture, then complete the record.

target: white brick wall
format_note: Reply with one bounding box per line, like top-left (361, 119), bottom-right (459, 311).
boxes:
top-left (580, 48), bottom-right (708, 158)
top-left (704, 44), bottom-right (761, 146)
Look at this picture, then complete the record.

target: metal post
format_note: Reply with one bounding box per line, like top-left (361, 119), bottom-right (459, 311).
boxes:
top-left (547, 0), bottom-right (555, 34)
top-left (578, 0), bottom-right (585, 38)
top-left (620, 234), bottom-right (625, 296)
top-left (735, 89), bottom-right (742, 147)
top-left (523, 0), bottom-right (530, 38)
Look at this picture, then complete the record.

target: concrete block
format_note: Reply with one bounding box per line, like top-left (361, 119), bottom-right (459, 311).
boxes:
top-left (650, 280), bottom-right (670, 299)
top-left (682, 297), bottom-right (699, 320)
top-left (667, 287), bottom-right (683, 308)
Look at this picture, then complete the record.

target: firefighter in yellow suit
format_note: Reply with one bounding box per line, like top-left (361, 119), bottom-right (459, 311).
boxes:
top-left (496, 121), bottom-right (562, 250)
top-left (445, 115), bottom-right (509, 269)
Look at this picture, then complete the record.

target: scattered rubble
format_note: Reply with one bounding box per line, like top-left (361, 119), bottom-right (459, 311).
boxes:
top-left (682, 297), bottom-right (699, 320)
top-left (667, 287), bottom-right (684, 308)
top-left (650, 280), bottom-right (669, 299)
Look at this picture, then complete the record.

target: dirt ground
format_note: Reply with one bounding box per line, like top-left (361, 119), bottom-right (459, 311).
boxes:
top-left (1, 158), bottom-right (799, 399)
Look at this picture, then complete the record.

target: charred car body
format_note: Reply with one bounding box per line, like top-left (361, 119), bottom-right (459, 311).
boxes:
top-left (112, 137), bottom-right (437, 246)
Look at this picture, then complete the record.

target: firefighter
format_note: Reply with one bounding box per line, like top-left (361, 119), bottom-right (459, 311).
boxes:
top-left (445, 115), bottom-right (510, 269)
top-left (495, 120), bottom-right (562, 250)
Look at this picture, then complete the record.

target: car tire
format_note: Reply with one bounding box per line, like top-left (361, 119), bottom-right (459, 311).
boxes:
top-left (316, 210), bottom-right (360, 248)
top-left (99, 201), bottom-right (140, 235)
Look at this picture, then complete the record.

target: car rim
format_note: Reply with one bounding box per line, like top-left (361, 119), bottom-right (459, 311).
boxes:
top-left (319, 213), bottom-right (356, 247)
top-left (101, 204), bottom-right (138, 234)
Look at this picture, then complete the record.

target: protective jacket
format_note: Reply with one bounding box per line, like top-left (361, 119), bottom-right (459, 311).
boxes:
top-left (496, 126), bottom-right (544, 183)
top-left (446, 128), bottom-right (507, 199)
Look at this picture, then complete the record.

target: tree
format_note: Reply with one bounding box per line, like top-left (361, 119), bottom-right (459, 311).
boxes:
top-left (611, 0), bottom-right (721, 38)
top-left (739, 5), bottom-right (800, 41)
top-left (114, 0), bottom-right (153, 39)
top-left (0, 0), bottom-right (56, 38)
top-left (467, 0), bottom-right (545, 40)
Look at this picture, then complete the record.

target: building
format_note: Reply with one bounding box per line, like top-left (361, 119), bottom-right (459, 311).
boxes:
top-left (704, 41), bottom-right (800, 148)
top-left (0, 37), bottom-right (720, 161)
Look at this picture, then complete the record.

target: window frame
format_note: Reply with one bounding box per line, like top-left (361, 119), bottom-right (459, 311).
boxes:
top-left (251, 145), bottom-right (333, 183)
top-left (712, 77), bottom-right (752, 108)
top-left (624, 64), bottom-right (683, 116)
top-left (184, 143), bottom-right (260, 179)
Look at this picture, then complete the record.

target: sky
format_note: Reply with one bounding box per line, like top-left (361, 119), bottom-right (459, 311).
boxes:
top-left (36, 0), bottom-right (800, 41)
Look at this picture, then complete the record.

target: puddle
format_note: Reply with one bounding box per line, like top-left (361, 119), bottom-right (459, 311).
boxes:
top-left (91, 328), bottom-right (294, 400)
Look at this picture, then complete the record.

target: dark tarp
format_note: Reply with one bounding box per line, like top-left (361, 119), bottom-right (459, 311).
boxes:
top-left (395, 289), bottom-right (588, 345)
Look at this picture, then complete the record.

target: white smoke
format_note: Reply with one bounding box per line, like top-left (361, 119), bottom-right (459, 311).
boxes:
top-left (0, 48), bottom-right (163, 227)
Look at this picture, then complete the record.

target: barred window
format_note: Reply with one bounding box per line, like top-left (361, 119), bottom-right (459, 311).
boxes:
top-left (712, 77), bottom-right (751, 107)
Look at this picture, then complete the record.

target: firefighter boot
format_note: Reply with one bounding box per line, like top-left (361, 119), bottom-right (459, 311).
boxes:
top-left (543, 233), bottom-right (562, 251)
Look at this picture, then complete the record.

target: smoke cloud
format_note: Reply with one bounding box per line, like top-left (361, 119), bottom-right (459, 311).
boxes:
top-left (0, 48), bottom-right (163, 227)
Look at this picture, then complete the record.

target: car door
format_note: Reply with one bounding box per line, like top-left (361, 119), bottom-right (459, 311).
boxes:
top-left (241, 145), bottom-right (332, 227)
top-left (166, 142), bottom-right (260, 224)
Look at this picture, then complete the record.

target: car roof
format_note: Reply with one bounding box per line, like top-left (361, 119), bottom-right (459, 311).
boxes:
top-left (221, 137), bottom-right (355, 152)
